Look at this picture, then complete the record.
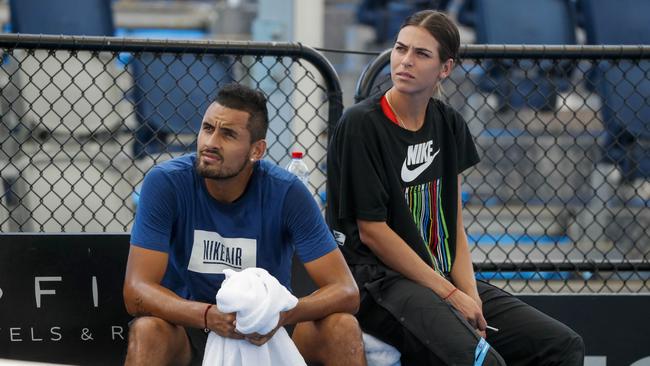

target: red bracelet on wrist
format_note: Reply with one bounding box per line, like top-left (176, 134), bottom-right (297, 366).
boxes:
top-left (443, 287), bottom-right (458, 301)
top-left (203, 304), bottom-right (214, 333)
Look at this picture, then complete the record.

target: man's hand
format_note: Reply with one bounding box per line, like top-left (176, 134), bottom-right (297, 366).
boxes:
top-left (243, 328), bottom-right (278, 346)
top-left (207, 306), bottom-right (244, 340)
top-left (445, 290), bottom-right (487, 336)
top-left (242, 310), bottom-right (289, 346)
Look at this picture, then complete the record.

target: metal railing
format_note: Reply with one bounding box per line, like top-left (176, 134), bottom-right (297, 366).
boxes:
top-left (1, 36), bottom-right (649, 293)
top-left (0, 34), bottom-right (341, 231)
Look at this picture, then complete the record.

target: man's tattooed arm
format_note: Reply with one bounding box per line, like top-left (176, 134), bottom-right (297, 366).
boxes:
top-left (133, 297), bottom-right (151, 316)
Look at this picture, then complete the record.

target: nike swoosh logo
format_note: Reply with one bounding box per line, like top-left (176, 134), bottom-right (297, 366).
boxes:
top-left (401, 148), bottom-right (440, 183)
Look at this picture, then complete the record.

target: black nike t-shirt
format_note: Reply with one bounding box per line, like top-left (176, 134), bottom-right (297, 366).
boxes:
top-left (326, 93), bottom-right (479, 274)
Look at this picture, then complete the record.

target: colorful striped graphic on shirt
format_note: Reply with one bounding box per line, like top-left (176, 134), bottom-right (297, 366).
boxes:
top-left (404, 179), bottom-right (452, 274)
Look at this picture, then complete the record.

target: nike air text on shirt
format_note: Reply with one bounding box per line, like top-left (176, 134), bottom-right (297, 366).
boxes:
top-left (188, 230), bottom-right (257, 273)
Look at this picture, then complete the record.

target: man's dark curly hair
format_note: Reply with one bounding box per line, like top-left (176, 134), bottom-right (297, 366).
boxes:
top-left (214, 83), bottom-right (269, 142)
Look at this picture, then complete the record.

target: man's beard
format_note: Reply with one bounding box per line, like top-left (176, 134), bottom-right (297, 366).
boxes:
top-left (196, 150), bottom-right (249, 180)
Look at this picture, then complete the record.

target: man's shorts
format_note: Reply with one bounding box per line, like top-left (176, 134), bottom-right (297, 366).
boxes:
top-left (186, 327), bottom-right (209, 366)
top-left (186, 325), bottom-right (296, 365)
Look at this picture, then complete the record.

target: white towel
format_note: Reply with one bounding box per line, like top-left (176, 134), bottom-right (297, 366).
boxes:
top-left (202, 268), bottom-right (306, 366)
top-left (362, 333), bottom-right (402, 366)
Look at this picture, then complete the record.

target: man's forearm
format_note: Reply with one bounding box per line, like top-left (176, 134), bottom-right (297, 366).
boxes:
top-left (281, 282), bottom-right (359, 326)
top-left (124, 281), bottom-right (209, 329)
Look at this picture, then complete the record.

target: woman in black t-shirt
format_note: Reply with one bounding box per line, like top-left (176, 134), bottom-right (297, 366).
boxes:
top-left (327, 10), bottom-right (585, 365)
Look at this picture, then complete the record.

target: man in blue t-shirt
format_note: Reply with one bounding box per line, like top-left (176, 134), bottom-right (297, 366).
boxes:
top-left (123, 83), bottom-right (365, 366)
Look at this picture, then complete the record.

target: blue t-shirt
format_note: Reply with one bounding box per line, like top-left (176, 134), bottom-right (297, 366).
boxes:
top-left (131, 154), bottom-right (337, 303)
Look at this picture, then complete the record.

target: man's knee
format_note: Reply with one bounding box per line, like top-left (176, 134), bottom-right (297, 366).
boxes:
top-left (317, 313), bottom-right (365, 365)
top-left (128, 316), bottom-right (170, 345)
top-left (126, 317), bottom-right (187, 354)
top-left (126, 317), bottom-right (191, 366)
top-left (293, 313), bottom-right (365, 363)
top-left (319, 313), bottom-right (363, 341)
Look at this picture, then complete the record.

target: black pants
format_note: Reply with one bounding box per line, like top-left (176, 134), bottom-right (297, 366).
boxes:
top-left (353, 265), bottom-right (585, 366)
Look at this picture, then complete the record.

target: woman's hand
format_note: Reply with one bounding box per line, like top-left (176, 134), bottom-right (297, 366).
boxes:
top-left (445, 289), bottom-right (487, 337)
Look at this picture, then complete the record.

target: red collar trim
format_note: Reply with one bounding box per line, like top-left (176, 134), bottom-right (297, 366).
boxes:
top-left (380, 94), bottom-right (400, 126)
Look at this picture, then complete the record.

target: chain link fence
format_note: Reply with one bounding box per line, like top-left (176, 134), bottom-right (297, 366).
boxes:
top-left (2, 36), bottom-right (649, 293)
top-left (0, 34), bottom-right (341, 232)
top-left (356, 45), bottom-right (650, 293)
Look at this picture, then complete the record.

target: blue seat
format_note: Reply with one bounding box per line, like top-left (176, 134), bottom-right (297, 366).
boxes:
top-left (356, 0), bottom-right (450, 44)
top-left (580, 0), bottom-right (649, 45)
top-left (568, 0), bottom-right (650, 248)
top-left (456, 0), bottom-right (476, 27)
top-left (131, 53), bottom-right (234, 158)
top-left (597, 61), bottom-right (650, 179)
top-left (581, 0), bottom-right (650, 180)
top-left (7, 0), bottom-right (120, 137)
top-left (116, 29), bottom-right (234, 158)
top-left (469, 0), bottom-right (577, 111)
top-left (9, 0), bottom-right (114, 35)
top-left (3, 0), bottom-right (121, 231)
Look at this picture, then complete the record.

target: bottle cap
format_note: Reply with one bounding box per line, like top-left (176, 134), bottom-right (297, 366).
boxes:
top-left (291, 151), bottom-right (303, 159)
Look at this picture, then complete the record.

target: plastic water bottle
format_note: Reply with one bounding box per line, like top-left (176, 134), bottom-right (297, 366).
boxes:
top-left (286, 151), bottom-right (309, 187)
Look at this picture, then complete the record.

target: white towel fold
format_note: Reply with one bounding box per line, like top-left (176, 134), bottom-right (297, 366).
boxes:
top-left (202, 268), bottom-right (306, 366)
top-left (362, 333), bottom-right (402, 366)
